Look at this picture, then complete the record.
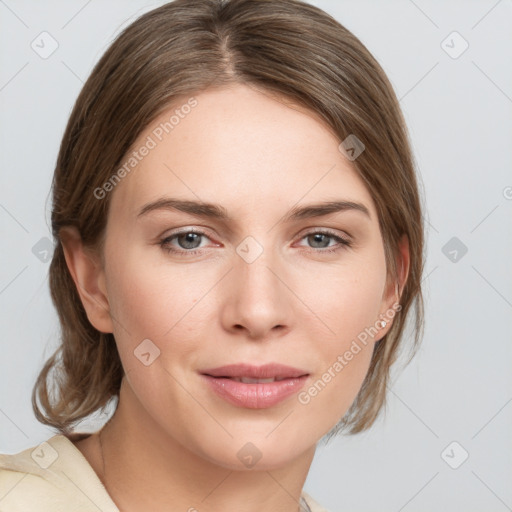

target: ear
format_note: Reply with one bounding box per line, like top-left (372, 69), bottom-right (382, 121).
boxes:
top-left (60, 226), bottom-right (114, 334)
top-left (375, 233), bottom-right (410, 339)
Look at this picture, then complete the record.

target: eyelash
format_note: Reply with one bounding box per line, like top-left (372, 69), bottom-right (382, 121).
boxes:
top-left (159, 228), bottom-right (352, 257)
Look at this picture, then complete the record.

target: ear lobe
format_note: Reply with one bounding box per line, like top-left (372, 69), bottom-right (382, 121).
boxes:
top-left (377, 234), bottom-right (410, 338)
top-left (60, 226), bottom-right (113, 334)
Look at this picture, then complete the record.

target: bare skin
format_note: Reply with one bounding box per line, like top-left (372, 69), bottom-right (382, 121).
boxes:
top-left (64, 83), bottom-right (409, 512)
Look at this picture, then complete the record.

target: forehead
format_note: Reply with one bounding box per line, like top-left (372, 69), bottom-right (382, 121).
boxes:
top-left (109, 84), bottom-right (377, 222)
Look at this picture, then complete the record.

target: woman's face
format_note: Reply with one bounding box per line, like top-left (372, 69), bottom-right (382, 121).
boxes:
top-left (94, 83), bottom-right (400, 470)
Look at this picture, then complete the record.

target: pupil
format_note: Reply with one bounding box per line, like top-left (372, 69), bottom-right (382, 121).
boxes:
top-left (310, 234), bottom-right (329, 248)
top-left (180, 233), bottom-right (200, 249)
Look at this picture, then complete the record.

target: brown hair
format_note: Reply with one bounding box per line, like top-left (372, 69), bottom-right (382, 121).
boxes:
top-left (33, 0), bottom-right (425, 435)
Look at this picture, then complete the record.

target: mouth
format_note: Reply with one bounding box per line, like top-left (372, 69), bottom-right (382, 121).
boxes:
top-left (199, 363), bottom-right (310, 409)
top-left (220, 376), bottom-right (290, 383)
top-left (200, 363), bottom-right (309, 380)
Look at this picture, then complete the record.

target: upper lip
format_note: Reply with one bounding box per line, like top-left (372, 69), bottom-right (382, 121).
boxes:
top-left (200, 363), bottom-right (309, 379)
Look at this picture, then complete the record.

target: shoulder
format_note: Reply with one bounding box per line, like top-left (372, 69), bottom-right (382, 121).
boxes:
top-left (0, 434), bottom-right (118, 512)
top-left (1, 437), bottom-right (329, 512)
top-left (301, 490), bottom-right (332, 512)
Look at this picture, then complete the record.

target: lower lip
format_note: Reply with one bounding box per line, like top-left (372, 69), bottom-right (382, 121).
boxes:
top-left (201, 375), bottom-right (309, 409)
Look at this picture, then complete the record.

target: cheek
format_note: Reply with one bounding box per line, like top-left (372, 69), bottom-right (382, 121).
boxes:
top-left (293, 256), bottom-right (386, 428)
top-left (104, 245), bottom-right (207, 341)
top-left (102, 253), bottom-right (207, 404)
top-left (297, 306), bottom-right (377, 435)
top-left (305, 256), bottom-right (387, 344)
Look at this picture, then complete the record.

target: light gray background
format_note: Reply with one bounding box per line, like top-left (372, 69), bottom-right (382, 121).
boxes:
top-left (1, 1), bottom-right (511, 511)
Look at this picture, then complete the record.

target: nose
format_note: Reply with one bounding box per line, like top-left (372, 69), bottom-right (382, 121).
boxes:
top-left (220, 244), bottom-right (294, 341)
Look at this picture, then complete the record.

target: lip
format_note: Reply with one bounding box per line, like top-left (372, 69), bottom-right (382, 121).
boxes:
top-left (200, 363), bottom-right (310, 409)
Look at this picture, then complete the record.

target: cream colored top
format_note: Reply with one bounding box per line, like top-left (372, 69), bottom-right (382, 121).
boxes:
top-left (0, 434), bottom-right (330, 512)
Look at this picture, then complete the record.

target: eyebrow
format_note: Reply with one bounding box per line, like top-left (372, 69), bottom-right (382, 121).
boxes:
top-left (137, 197), bottom-right (371, 222)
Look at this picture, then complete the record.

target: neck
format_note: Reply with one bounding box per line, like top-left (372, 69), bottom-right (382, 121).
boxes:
top-left (97, 379), bottom-right (316, 512)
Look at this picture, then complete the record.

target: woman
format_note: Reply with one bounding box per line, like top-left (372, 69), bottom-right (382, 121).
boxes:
top-left (0, 0), bottom-right (424, 510)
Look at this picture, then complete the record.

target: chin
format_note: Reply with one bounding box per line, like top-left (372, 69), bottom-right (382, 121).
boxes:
top-left (190, 427), bottom-right (318, 472)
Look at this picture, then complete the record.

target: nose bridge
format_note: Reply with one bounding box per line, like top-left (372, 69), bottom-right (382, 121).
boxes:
top-left (236, 235), bottom-right (283, 305)
top-left (223, 234), bottom-right (292, 337)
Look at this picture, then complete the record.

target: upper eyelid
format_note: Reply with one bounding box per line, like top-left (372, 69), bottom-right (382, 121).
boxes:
top-left (161, 227), bottom-right (350, 246)
top-left (162, 227), bottom-right (215, 242)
